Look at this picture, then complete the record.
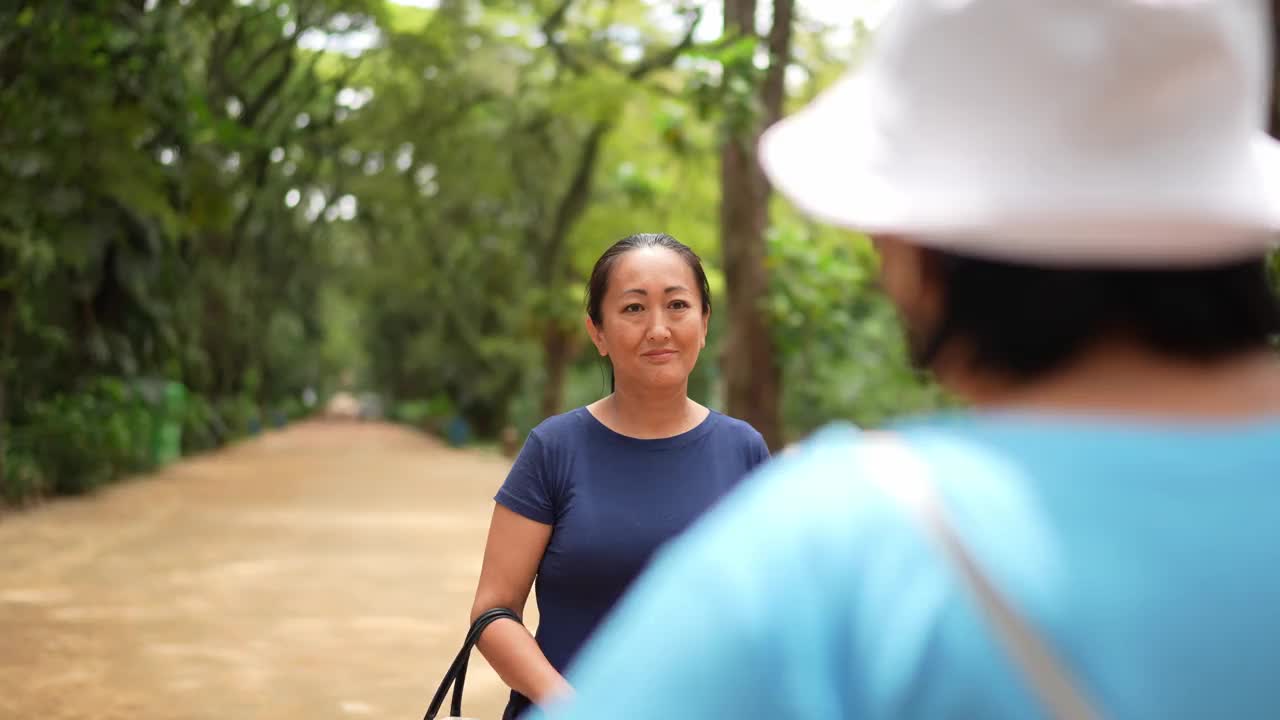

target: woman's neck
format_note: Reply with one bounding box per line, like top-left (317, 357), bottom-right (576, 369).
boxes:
top-left (589, 384), bottom-right (706, 439)
top-left (942, 344), bottom-right (1280, 422)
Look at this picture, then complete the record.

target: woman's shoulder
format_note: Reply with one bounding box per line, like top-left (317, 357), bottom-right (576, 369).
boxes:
top-left (707, 410), bottom-right (768, 446)
top-left (524, 407), bottom-right (599, 452)
top-left (530, 406), bottom-right (588, 432)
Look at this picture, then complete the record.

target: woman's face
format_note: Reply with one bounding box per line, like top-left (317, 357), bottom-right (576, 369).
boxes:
top-left (586, 247), bottom-right (709, 392)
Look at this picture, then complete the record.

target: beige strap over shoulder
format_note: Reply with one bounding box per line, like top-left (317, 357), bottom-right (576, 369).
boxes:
top-left (858, 434), bottom-right (1103, 720)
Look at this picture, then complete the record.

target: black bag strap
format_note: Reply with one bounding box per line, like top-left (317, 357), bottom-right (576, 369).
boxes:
top-left (424, 607), bottom-right (522, 720)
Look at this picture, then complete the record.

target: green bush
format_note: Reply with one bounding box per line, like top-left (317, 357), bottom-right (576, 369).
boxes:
top-left (766, 223), bottom-right (954, 439)
top-left (213, 394), bottom-right (261, 439)
top-left (393, 394), bottom-right (456, 432)
top-left (0, 378), bottom-right (213, 502)
top-left (12, 378), bottom-right (150, 495)
top-left (181, 393), bottom-right (221, 454)
top-left (1, 447), bottom-right (48, 505)
top-left (277, 396), bottom-right (307, 424)
top-left (393, 399), bottom-right (433, 426)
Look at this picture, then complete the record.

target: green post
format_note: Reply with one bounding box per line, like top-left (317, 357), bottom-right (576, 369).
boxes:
top-left (153, 381), bottom-right (186, 466)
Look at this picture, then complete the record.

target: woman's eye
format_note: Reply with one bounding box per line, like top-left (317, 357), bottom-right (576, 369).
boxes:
top-left (623, 304), bottom-right (643, 313)
top-left (670, 300), bottom-right (690, 310)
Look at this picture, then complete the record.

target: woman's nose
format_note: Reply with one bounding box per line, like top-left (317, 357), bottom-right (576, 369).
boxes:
top-left (646, 320), bottom-right (672, 342)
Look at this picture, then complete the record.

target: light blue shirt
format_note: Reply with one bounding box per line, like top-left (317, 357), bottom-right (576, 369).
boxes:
top-left (530, 413), bottom-right (1280, 719)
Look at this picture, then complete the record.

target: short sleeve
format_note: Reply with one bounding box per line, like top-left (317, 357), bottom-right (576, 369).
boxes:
top-left (748, 428), bottom-right (771, 468)
top-left (494, 431), bottom-right (556, 525)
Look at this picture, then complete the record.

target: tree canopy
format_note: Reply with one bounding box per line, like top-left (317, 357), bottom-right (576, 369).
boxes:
top-left (3, 0), bottom-right (1273, 502)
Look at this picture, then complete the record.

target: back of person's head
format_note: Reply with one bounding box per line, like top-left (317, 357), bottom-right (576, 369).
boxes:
top-left (915, 254), bottom-right (1279, 379)
top-left (758, 0), bottom-right (1280, 383)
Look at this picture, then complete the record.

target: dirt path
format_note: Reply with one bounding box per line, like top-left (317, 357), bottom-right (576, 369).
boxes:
top-left (0, 421), bottom-right (521, 720)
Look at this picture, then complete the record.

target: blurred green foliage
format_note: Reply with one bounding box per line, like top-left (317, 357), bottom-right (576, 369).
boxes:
top-left (8, 0), bottom-right (1269, 502)
top-left (0, 0), bottom-right (380, 501)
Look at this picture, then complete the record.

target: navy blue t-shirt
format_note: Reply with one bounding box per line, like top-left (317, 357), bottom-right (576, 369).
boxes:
top-left (494, 406), bottom-right (769, 716)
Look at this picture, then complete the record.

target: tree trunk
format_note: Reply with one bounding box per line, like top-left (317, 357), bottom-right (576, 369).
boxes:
top-left (0, 287), bottom-right (15, 487)
top-left (718, 0), bottom-right (793, 451)
top-left (763, 0), bottom-right (796, 128)
top-left (540, 323), bottom-right (576, 419)
top-left (1272, 0), bottom-right (1280, 139)
top-left (535, 121), bottom-right (609, 419)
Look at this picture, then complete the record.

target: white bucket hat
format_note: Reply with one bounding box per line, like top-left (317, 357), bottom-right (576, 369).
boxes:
top-left (759, 0), bottom-right (1280, 266)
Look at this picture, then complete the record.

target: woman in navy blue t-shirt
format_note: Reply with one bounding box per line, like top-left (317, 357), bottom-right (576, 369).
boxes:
top-left (469, 233), bottom-right (770, 719)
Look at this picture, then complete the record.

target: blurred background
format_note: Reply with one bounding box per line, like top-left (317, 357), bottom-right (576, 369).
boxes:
top-left (1, 1), bottom-right (1278, 718)
top-left (0, 0), bottom-right (956, 503)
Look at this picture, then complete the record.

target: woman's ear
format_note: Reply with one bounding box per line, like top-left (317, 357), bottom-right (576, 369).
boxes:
top-left (874, 235), bottom-right (938, 324)
top-left (585, 315), bottom-right (608, 357)
top-left (874, 235), bottom-right (947, 368)
top-left (700, 307), bottom-right (710, 349)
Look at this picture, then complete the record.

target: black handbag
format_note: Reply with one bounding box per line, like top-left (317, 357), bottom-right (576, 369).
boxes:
top-left (423, 607), bottom-right (523, 720)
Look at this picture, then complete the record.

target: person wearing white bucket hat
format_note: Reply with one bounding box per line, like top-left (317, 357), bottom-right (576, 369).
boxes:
top-left (760, 0), bottom-right (1280, 264)
top-left (524, 1), bottom-right (1280, 719)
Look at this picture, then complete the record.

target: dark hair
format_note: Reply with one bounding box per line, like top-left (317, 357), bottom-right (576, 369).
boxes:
top-left (917, 252), bottom-right (1280, 379)
top-left (585, 233), bottom-right (712, 390)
